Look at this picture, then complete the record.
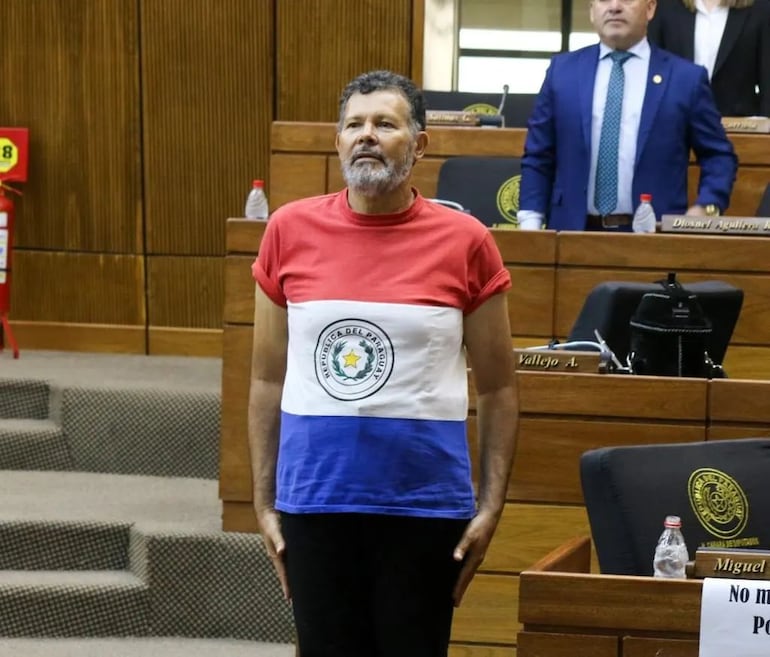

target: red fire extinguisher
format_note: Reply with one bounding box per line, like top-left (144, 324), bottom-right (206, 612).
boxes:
top-left (0, 181), bottom-right (20, 358)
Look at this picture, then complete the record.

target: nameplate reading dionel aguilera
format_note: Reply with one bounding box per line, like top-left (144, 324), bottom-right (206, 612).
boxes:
top-left (661, 215), bottom-right (770, 236)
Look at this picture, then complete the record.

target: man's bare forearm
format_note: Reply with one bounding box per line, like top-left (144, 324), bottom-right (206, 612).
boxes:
top-left (248, 379), bottom-right (283, 514)
top-left (475, 385), bottom-right (518, 517)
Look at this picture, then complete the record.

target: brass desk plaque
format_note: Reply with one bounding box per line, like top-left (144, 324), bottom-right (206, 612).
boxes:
top-left (691, 548), bottom-right (770, 581)
top-left (661, 214), bottom-right (770, 236)
top-left (514, 349), bottom-right (606, 373)
top-left (721, 116), bottom-right (770, 134)
top-left (426, 110), bottom-right (504, 128)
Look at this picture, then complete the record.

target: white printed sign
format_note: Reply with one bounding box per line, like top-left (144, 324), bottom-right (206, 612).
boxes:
top-left (700, 577), bottom-right (770, 656)
top-left (0, 212), bottom-right (6, 228)
top-left (0, 229), bottom-right (7, 247)
top-left (0, 271), bottom-right (5, 283)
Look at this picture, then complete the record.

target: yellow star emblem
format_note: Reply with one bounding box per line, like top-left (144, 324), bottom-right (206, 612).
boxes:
top-left (342, 350), bottom-right (361, 368)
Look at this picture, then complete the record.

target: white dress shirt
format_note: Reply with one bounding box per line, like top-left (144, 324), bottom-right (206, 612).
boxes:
top-left (694, 0), bottom-right (728, 81)
top-left (518, 39), bottom-right (651, 230)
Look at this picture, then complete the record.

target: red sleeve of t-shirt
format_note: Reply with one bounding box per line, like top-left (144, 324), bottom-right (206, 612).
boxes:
top-left (251, 220), bottom-right (287, 308)
top-left (465, 229), bottom-right (512, 314)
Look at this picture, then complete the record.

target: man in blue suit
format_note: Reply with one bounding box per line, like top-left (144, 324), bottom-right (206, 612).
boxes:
top-left (517, 0), bottom-right (737, 232)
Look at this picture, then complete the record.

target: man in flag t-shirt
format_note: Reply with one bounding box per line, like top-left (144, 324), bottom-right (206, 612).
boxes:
top-left (249, 69), bottom-right (519, 657)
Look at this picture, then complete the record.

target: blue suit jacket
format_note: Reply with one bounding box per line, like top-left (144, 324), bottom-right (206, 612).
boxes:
top-left (519, 43), bottom-right (738, 231)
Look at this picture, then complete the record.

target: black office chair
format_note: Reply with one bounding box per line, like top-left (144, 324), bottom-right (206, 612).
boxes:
top-left (432, 156), bottom-right (522, 227)
top-left (580, 438), bottom-right (770, 576)
top-left (756, 183), bottom-right (770, 217)
top-left (566, 279), bottom-right (743, 370)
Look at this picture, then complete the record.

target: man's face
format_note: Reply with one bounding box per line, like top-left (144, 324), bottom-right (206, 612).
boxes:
top-left (336, 90), bottom-right (426, 198)
top-left (590, 0), bottom-right (656, 51)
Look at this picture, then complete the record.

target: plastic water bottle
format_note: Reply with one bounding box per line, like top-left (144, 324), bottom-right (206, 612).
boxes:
top-left (244, 179), bottom-right (269, 220)
top-left (653, 515), bottom-right (689, 578)
top-left (632, 193), bottom-right (656, 233)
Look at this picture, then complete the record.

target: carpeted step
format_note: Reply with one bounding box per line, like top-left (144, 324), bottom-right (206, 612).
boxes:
top-left (0, 570), bottom-right (149, 637)
top-left (61, 387), bottom-right (220, 479)
top-left (0, 637), bottom-right (295, 657)
top-left (0, 379), bottom-right (51, 420)
top-left (0, 419), bottom-right (72, 471)
top-left (0, 520), bottom-right (130, 571)
top-left (131, 529), bottom-right (295, 643)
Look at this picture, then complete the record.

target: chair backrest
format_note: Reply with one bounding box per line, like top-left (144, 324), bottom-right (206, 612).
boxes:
top-left (434, 156), bottom-right (522, 227)
top-left (756, 183), bottom-right (770, 217)
top-left (580, 438), bottom-right (770, 576)
top-left (567, 279), bottom-right (743, 367)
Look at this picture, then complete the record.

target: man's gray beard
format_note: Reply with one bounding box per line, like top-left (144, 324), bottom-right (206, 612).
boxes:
top-left (341, 154), bottom-right (412, 198)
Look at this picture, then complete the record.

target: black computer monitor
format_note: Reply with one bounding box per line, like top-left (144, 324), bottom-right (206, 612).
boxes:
top-left (567, 280), bottom-right (743, 368)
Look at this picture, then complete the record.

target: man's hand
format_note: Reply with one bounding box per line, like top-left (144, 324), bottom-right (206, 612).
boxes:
top-left (256, 507), bottom-right (290, 600)
top-left (685, 204), bottom-right (707, 216)
top-left (451, 508), bottom-right (500, 606)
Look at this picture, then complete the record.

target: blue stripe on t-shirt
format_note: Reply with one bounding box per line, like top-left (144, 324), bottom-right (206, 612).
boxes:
top-left (275, 411), bottom-right (475, 519)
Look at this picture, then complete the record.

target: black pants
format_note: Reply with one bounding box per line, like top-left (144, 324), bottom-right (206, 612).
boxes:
top-left (281, 512), bottom-right (468, 657)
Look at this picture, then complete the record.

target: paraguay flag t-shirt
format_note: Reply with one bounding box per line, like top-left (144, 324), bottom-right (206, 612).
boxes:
top-left (252, 189), bottom-right (511, 519)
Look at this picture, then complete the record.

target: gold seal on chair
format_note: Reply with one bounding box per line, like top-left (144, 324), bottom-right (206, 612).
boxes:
top-left (495, 175), bottom-right (521, 227)
top-left (462, 102), bottom-right (499, 116)
top-left (688, 468), bottom-right (749, 540)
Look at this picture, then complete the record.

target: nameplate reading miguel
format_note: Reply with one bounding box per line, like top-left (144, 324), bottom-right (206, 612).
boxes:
top-left (661, 215), bottom-right (770, 236)
top-left (693, 548), bottom-right (770, 581)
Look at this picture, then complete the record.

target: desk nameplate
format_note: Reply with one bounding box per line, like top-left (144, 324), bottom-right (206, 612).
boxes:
top-left (514, 349), bottom-right (606, 373)
top-left (661, 215), bottom-right (770, 236)
top-left (426, 109), bottom-right (504, 128)
top-left (721, 116), bottom-right (770, 134)
top-left (691, 548), bottom-right (770, 580)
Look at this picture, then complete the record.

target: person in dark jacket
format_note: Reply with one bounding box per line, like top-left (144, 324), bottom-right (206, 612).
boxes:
top-left (648, 0), bottom-right (770, 117)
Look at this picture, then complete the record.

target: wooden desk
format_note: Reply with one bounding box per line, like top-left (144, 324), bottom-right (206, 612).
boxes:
top-left (709, 378), bottom-right (770, 440)
top-left (518, 537), bottom-right (702, 657)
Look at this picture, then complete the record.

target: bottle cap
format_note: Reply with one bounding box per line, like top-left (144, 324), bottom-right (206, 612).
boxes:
top-left (252, 180), bottom-right (264, 188)
top-left (663, 515), bottom-right (682, 528)
top-left (640, 193), bottom-right (652, 202)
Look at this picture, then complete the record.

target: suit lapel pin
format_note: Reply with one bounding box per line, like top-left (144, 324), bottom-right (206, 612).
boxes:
top-left (652, 74), bottom-right (663, 84)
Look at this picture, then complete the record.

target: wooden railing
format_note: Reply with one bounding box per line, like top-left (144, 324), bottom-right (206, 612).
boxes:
top-left (518, 537), bottom-right (702, 656)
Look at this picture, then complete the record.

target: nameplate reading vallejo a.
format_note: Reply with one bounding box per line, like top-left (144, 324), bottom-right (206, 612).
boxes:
top-left (661, 215), bottom-right (770, 236)
top-left (514, 349), bottom-right (604, 373)
top-left (692, 548), bottom-right (770, 581)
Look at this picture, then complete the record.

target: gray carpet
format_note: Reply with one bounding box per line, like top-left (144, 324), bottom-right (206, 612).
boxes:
top-left (0, 638), bottom-right (295, 657)
top-left (0, 350), bottom-right (221, 392)
top-left (0, 350), bottom-right (297, 649)
top-left (0, 350), bottom-right (222, 479)
top-left (0, 470), bottom-right (221, 531)
top-left (0, 471), bottom-right (295, 642)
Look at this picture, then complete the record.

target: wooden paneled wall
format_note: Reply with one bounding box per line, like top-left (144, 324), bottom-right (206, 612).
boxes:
top-left (1, 0), bottom-right (423, 355)
top-left (276, 0), bottom-right (417, 123)
top-left (1, 0), bottom-right (146, 352)
top-left (1, 0), bottom-right (142, 254)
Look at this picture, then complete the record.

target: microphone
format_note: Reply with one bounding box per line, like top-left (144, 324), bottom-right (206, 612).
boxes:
top-left (497, 84), bottom-right (509, 116)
